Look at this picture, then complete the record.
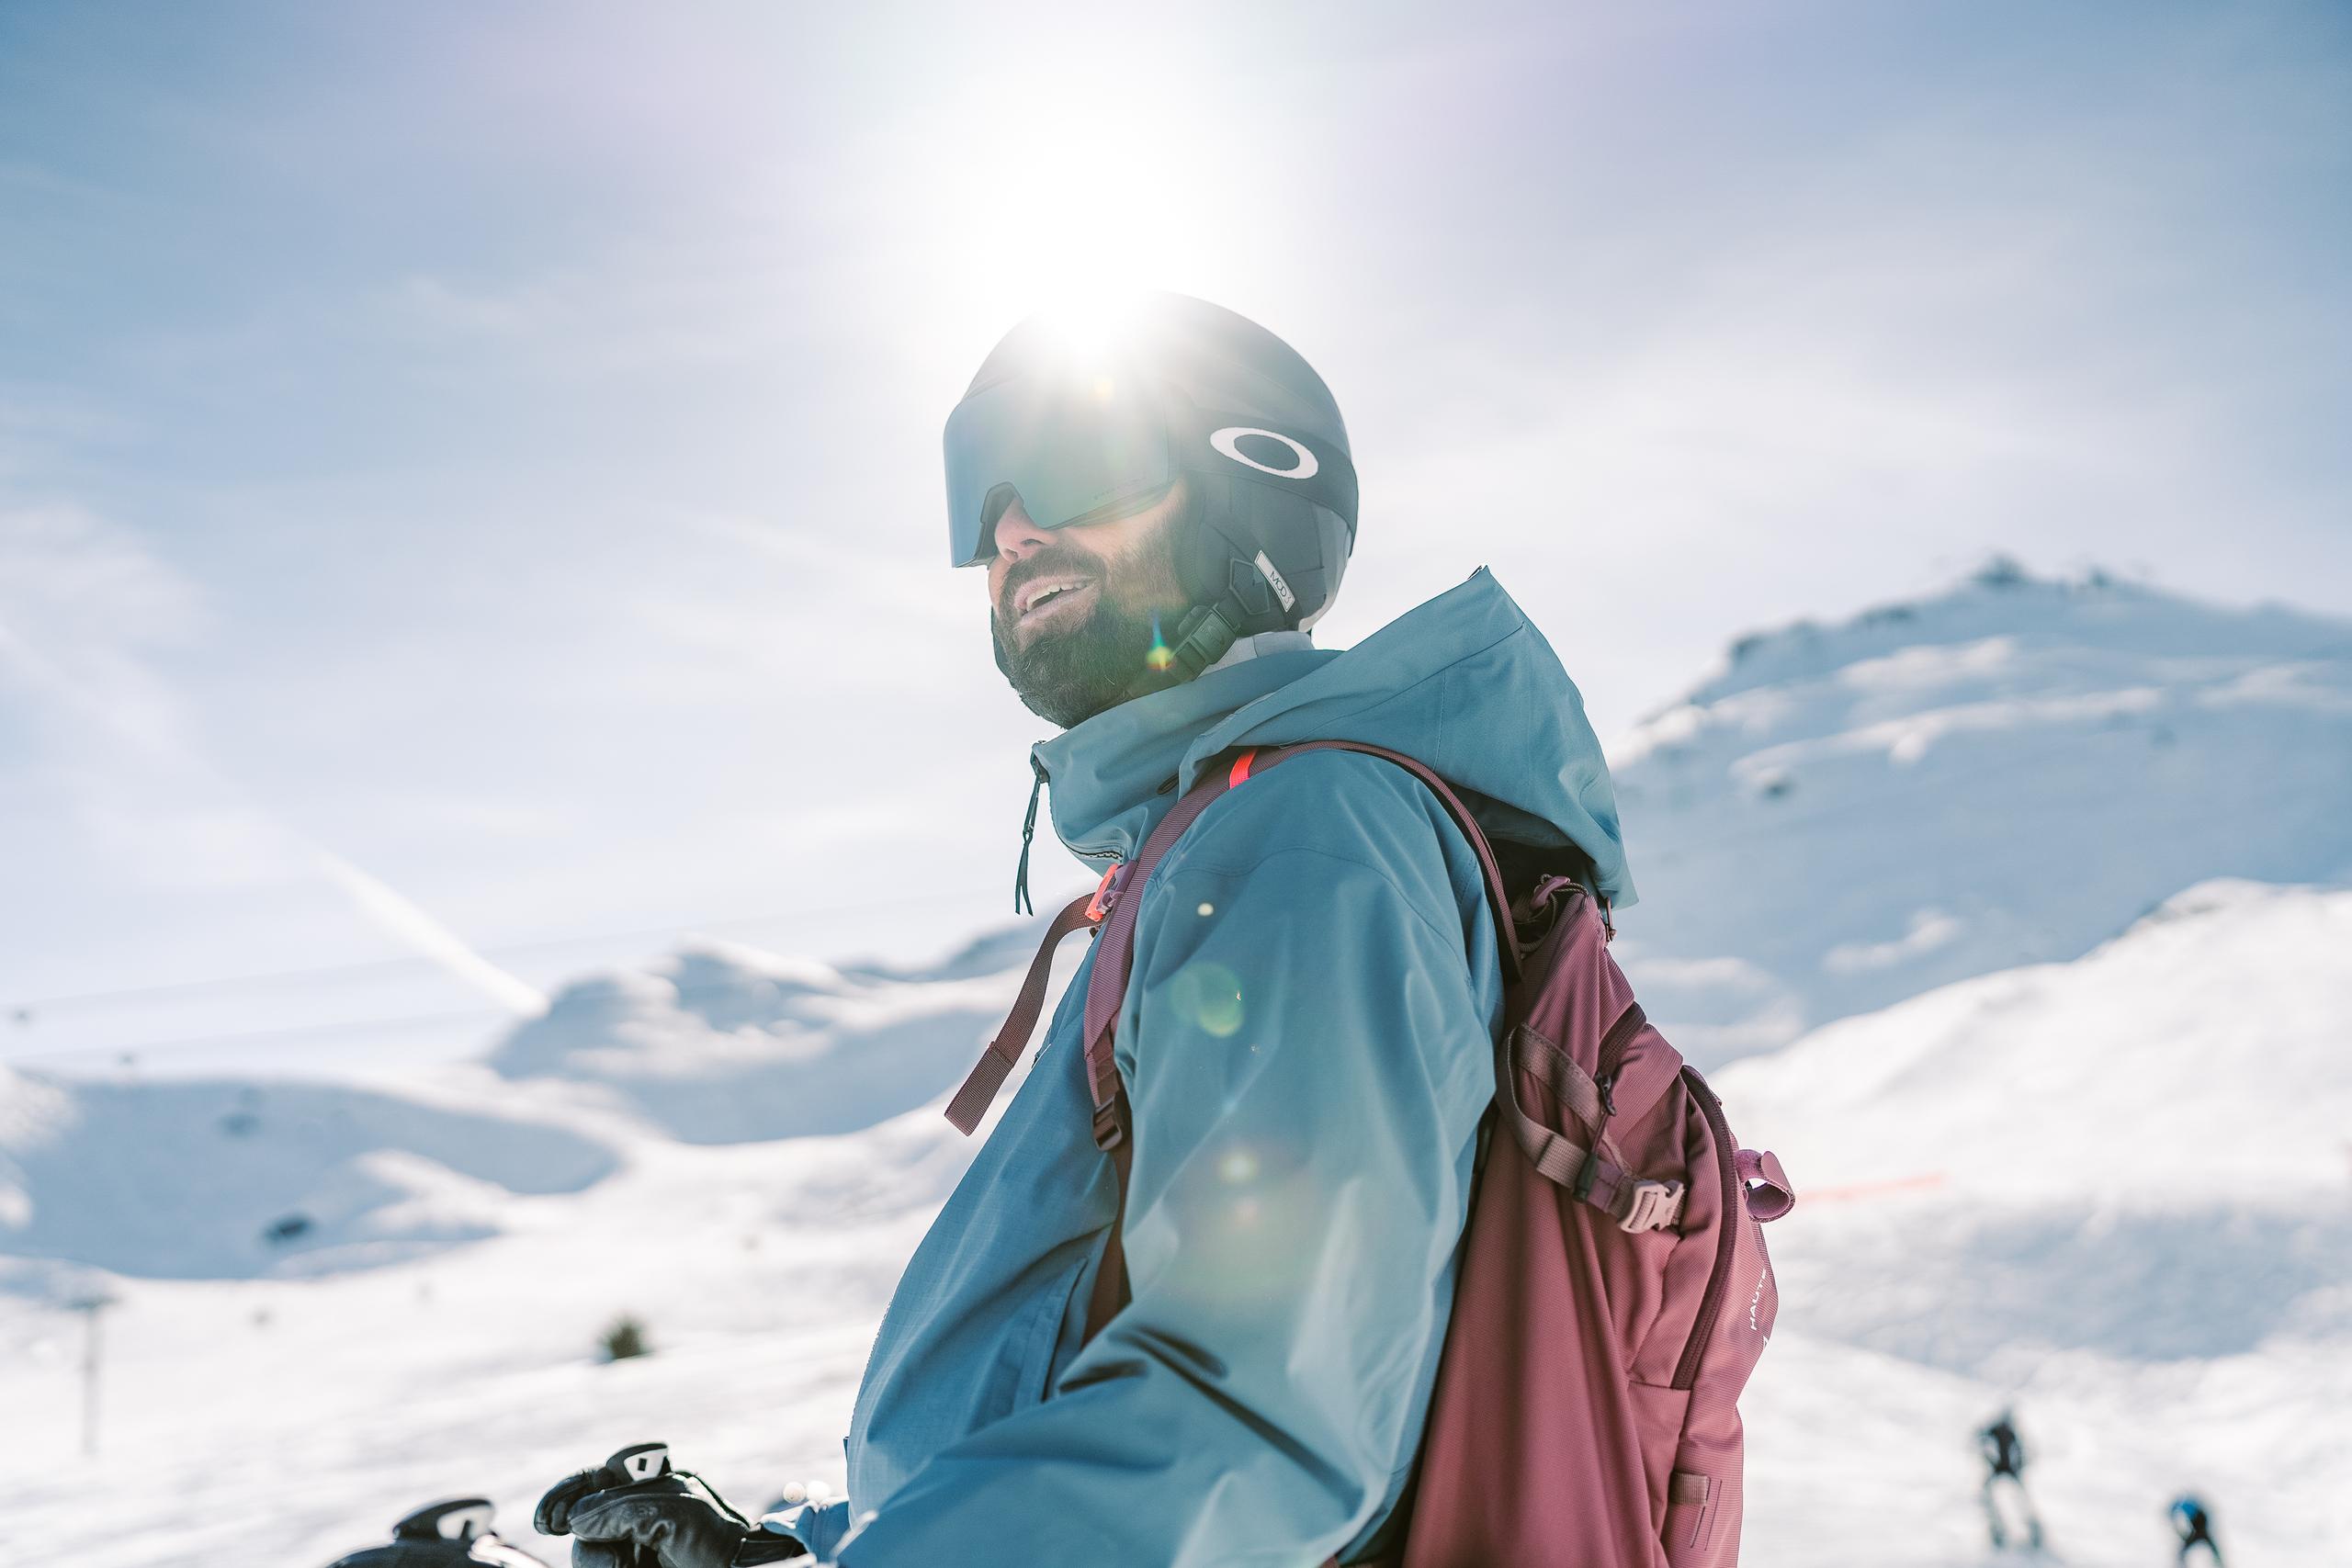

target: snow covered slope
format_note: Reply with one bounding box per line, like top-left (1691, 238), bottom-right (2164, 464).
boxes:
top-left (0, 1066), bottom-right (617, 1281)
top-left (1724, 880), bottom-right (2352, 1563)
top-left (0, 926), bottom-right (1060, 1283)
top-left (1608, 560), bottom-right (2352, 1066)
top-left (2, 883), bottom-right (2345, 1564)
top-left (0, 1077), bottom-right (988, 1568)
top-left (483, 934), bottom-right (1064, 1145)
top-left (1715, 877), bottom-right (2352, 1214)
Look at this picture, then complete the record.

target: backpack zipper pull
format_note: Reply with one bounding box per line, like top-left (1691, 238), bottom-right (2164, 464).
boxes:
top-left (1013, 755), bottom-right (1048, 915)
top-left (1575, 1070), bottom-right (1618, 1203)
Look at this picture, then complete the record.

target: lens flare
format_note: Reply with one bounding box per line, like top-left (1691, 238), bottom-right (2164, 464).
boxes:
top-left (1144, 614), bottom-right (1175, 671)
top-left (1170, 960), bottom-right (1244, 1036)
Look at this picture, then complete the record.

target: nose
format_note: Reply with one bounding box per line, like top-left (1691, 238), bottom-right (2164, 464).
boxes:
top-left (991, 493), bottom-right (1055, 562)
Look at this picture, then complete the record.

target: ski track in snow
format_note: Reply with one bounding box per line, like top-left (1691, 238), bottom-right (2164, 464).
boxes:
top-left (3, 565), bottom-right (2347, 1566)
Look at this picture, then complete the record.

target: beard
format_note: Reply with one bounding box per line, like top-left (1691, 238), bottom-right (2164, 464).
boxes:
top-left (992, 538), bottom-right (1182, 729)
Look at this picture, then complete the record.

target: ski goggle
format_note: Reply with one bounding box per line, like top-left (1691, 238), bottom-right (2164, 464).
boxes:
top-left (944, 377), bottom-right (1355, 568)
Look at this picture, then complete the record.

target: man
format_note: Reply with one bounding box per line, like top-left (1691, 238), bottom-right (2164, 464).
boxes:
top-left (544, 294), bottom-right (1633, 1565)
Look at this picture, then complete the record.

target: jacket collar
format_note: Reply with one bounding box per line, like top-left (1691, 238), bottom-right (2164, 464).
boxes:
top-left (1024, 570), bottom-right (1635, 905)
top-left (1030, 646), bottom-right (1331, 868)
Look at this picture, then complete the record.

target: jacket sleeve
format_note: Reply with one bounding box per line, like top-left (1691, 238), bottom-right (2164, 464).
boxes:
top-left (831, 764), bottom-right (1504, 1566)
top-left (762, 1496), bottom-right (853, 1561)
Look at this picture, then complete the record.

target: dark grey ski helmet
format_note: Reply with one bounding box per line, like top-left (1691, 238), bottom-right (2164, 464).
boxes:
top-left (945, 293), bottom-right (1357, 681)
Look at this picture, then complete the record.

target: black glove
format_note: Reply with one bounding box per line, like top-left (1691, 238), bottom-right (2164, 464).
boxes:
top-left (536, 1444), bottom-right (808, 1568)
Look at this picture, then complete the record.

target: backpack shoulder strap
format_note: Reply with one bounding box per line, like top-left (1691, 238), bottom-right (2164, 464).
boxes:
top-left (1076, 739), bottom-right (1521, 1340)
top-left (941, 886), bottom-right (1102, 1135)
top-left (1082, 740), bottom-right (1520, 1146)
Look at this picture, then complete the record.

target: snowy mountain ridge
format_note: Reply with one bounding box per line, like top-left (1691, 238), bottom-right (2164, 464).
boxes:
top-left (483, 935), bottom-right (1050, 1145)
top-left (1605, 558), bottom-right (2352, 1062)
top-left (1638, 557), bottom-right (2352, 717)
top-left (0, 930), bottom-right (1057, 1289)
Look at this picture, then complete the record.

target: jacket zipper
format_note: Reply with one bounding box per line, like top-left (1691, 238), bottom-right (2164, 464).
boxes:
top-left (1672, 1066), bottom-right (1741, 1391)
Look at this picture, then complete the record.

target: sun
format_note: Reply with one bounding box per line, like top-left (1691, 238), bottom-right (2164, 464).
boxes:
top-left (909, 59), bottom-right (1246, 352)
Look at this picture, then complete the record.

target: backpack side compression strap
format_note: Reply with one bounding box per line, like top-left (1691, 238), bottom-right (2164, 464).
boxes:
top-left (942, 888), bottom-right (1102, 1135)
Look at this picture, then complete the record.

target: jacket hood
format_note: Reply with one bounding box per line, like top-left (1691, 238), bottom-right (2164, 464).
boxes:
top-left (1033, 568), bottom-right (1634, 906)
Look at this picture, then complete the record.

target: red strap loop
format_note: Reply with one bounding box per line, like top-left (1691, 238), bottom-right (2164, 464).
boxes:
top-left (1084, 863), bottom-right (1122, 922)
top-left (1228, 747), bottom-right (1259, 788)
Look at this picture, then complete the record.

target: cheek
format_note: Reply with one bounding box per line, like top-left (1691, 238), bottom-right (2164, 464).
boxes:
top-left (1127, 526), bottom-right (1187, 606)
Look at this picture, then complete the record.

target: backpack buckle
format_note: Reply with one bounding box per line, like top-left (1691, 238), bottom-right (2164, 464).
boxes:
top-left (1091, 1101), bottom-right (1126, 1152)
top-left (1618, 1179), bottom-right (1684, 1234)
top-left (1085, 863), bottom-right (1127, 923)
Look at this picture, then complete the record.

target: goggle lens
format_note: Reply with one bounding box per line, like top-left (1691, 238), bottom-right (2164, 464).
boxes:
top-left (944, 381), bottom-right (1178, 567)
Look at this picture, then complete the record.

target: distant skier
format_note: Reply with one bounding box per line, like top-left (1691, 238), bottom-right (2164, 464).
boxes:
top-left (1977, 1408), bottom-right (2046, 1552)
top-left (2169, 1494), bottom-right (2223, 1565)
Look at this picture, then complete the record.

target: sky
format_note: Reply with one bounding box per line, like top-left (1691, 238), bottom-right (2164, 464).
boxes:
top-left (3, 0), bottom-right (2347, 1076)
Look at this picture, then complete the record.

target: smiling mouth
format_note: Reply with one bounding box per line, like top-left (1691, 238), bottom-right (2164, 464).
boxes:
top-left (1012, 575), bottom-right (1097, 632)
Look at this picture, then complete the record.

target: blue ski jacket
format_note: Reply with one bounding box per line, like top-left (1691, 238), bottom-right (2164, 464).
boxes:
top-left (782, 569), bottom-right (1631, 1564)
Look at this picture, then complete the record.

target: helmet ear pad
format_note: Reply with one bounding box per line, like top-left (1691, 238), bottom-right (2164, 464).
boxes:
top-left (1178, 471), bottom-right (1347, 637)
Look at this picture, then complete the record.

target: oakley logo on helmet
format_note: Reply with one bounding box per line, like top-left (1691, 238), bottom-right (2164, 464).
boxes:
top-left (1210, 425), bottom-right (1319, 479)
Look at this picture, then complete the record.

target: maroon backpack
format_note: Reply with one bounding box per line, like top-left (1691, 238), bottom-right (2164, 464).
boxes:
top-left (947, 739), bottom-right (1794, 1566)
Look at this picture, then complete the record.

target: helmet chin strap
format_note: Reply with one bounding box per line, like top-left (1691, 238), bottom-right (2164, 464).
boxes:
top-left (1116, 474), bottom-right (1303, 703)
top-left (1116, 592), bottom-right (1250, 704)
